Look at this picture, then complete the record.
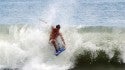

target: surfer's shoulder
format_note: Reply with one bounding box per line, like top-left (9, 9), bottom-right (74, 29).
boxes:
top-left (51, 26), bottom-right (54, 29)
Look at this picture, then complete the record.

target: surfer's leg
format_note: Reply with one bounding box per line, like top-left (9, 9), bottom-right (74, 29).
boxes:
top-left (51, 39), bottom-right (58, 52)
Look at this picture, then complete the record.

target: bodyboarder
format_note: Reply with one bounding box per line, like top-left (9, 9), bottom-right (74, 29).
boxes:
top-left (49, 24), bottom-right (66, 53)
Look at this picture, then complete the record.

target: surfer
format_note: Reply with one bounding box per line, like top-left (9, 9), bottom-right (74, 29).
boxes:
top-left (49, 24), bottom-right (66, 52)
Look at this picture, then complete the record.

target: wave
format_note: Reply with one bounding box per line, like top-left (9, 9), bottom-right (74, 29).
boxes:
top-left (0, 24), bottom-right (125, 70)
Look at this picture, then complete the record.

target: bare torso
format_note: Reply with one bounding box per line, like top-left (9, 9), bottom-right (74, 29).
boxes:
top-left (50, 28), bottom-right (60, 40)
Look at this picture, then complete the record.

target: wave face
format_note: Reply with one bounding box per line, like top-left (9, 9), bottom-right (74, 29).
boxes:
top-left (0, 24), bottom-right (125, 70)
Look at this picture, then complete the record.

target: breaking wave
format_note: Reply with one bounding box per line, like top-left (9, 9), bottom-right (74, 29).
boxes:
top-left (0, 24), bottom-right (125, 70)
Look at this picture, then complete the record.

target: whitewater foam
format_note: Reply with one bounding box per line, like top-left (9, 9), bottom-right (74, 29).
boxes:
top-left (0, 24), bottom-right (125, 70)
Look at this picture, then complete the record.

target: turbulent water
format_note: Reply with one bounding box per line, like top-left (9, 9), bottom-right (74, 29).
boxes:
top-left (0, 24), bottom-right (125, 70)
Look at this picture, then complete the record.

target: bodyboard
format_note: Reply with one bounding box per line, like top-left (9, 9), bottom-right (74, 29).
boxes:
top-left (55, 47), bottom-right (65, 56)
top-left (54, 36), bottom-right (65, 56)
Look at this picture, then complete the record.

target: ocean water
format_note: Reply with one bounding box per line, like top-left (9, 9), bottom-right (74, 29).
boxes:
top-left (0, 24), bottom-right (125, 70)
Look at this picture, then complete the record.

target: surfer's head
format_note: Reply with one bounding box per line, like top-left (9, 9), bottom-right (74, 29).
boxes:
top-left (56, 24), bottom-right (60, 29)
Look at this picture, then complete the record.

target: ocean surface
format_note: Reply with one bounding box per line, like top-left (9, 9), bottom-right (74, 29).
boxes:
top-left (0, 24), bottom-right (125, 70)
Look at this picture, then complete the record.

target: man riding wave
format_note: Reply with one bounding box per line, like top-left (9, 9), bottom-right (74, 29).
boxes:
top-left (49, 24), bottom-right (66, 53)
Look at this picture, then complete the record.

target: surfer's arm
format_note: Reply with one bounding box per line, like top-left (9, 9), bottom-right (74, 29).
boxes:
top-left (49, 33), bottom-right (52, 41)
top-left (49, 26), bottom-right (54, 41)
top-left (60, 33), bottom-right (66, 46)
